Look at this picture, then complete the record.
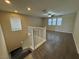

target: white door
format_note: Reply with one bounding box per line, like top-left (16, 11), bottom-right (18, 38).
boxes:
top-left (0, 25), bottom-right (10, 59)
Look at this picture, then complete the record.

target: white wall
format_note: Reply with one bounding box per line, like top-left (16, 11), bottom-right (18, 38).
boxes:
top-left (73, 11), bottom-right (79, 54)
top-left (42, 14), bottom-right (75, 33)
top-left (0, 11), bottom-right (42, 52)
top-left (0, 25), bottom-right (10, 59)
top-left (55, 14), bottom-right (75, 33)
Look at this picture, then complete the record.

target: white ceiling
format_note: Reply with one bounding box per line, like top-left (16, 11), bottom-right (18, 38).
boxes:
top-left (0, 0), bottom-right (79, 17)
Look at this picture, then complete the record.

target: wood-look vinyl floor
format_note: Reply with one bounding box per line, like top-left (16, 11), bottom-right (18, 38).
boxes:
top-left (30, 31), bottom-right (79, 59)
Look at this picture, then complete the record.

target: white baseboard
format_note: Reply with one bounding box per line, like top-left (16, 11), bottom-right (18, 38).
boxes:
top-left (47, 29), bottom-right (72, 34)
top-left (73, 34), bottom-right (79, 54)
top-left (22, 40), bottom-right (46, 51)
top-left (34, 39), bottom-right (46, 50)
top-left (30, 39), bottom-right (46, 50)
top-left (54, 30), bottom-right (72, 33)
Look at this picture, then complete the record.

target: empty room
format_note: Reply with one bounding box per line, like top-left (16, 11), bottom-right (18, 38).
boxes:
top-left (0, 0), bottom-right (79, 59)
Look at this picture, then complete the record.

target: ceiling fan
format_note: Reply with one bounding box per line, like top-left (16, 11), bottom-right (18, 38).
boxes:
top-left (42, 9), bottom-right (56, 17)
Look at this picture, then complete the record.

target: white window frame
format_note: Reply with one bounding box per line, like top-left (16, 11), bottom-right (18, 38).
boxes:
top-left (48, 17), bottom-right (62, 26)
top-left (10, 16), bottom-right (22, 31)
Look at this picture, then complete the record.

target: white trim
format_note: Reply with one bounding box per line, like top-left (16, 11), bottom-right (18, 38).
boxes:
top-left (22, 39), bottom-right (46, 51)
top-left (0, 25), bottom-right (10, 59)
top-left (54, 30), bottom-right (72, 33)
top-left (73, 34), bottom-right (79, 54)
top-left (35, 39), bottom-right (46, 50)
top-left (47, 29), bottom-right (72, 34)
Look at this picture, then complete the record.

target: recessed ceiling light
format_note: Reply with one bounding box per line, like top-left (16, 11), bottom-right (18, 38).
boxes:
top-left (27, 7), bottom-right (31, 11)
top-left (14, 10), bottom-right (18, 13)
top-left (5, 0), bottom-right (11, 4)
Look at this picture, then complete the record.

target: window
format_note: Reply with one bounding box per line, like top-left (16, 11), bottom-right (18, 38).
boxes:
top-left (48, 17), bottom-right (62, 26)
top-left (52, 18), bottom-right (56, 25)
top-left (57, 17), bottom-right (62, 26)
top-left (48, 18), bottom-right (52, 25)
top-left (10, 16), bottom-right (22, 31)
